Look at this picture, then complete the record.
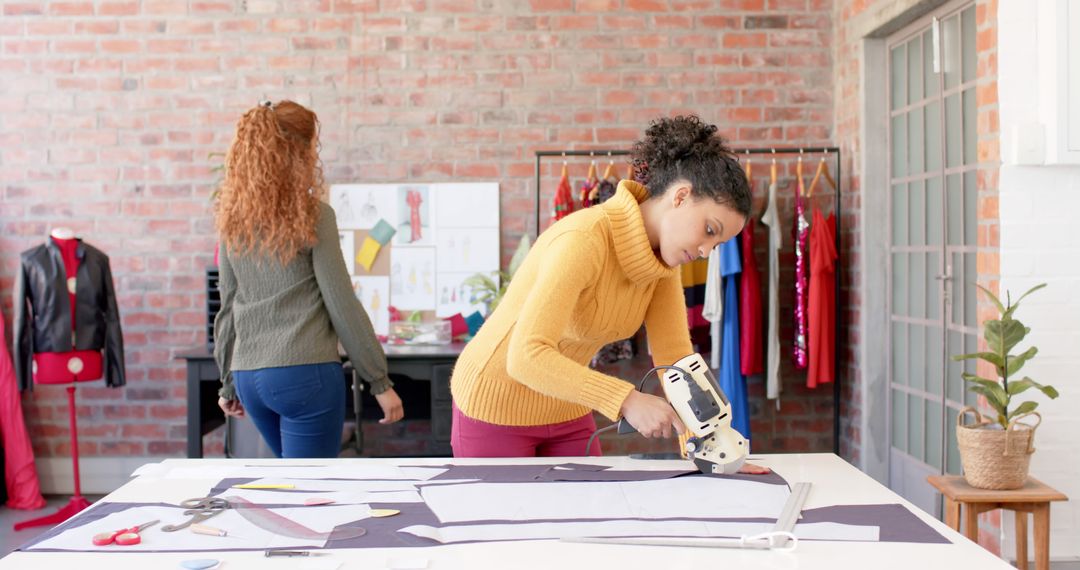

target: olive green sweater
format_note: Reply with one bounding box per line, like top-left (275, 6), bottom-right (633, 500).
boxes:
top-left (214, 202), bottom-right (391, 399)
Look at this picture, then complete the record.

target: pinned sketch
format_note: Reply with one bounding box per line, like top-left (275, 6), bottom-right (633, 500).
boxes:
top-left (436, 228), bottom-right (500, 274)
top-left (330, 184), bottom-right (398, 230)
top-left (436, 272), bottom-right (491, 318)
top-left (396, 185), bottom-right (432, 246)
top-left (390, 248), bottom-right (436, 310)
top-left (352, 277), bottom-right (390, 336)
top-left (338, 232), bottom-right (355, 274)
top-left (434, 183), bottom-right (499, 228)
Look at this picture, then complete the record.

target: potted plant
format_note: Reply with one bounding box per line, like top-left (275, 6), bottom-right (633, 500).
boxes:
top-left (952, 283), bottom-right (1059, 490)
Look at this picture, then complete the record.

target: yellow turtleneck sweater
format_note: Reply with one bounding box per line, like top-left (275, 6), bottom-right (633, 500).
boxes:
top-left (451, 180), bottom-right (694, 426)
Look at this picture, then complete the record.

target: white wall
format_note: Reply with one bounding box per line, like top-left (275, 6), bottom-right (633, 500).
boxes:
top-left (998, 0), bottom-right (1080, 562)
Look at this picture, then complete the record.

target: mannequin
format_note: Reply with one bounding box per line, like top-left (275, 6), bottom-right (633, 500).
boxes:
top-left (12, 228), bottom-right (125, 530)
top-left (32, 228), bottom-right (104, 386)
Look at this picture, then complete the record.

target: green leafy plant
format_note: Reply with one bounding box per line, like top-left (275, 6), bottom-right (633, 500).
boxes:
top-left (952, 283), bottom-right (1059, 428)
top-left (463, 235), bottom-right (531, 314)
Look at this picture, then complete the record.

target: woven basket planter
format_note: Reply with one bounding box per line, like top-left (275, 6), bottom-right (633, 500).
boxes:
top-left (956, 406), bottom-right (1042, 490)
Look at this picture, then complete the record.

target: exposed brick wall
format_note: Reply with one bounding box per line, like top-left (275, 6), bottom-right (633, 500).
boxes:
top-left (0, 0), bottom-right (834, 460)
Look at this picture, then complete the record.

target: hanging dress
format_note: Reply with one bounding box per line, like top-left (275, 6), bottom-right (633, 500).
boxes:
top-left (793, 168), bottom-right (810, 369)
top-left (719, 238), bottom-right (750, 440)
top-left (808, 209), bottom-right (838, 388)
top-left (739, 218), bottom-right (764, 376)
top-left (760, 170), bottom-right (782, 402)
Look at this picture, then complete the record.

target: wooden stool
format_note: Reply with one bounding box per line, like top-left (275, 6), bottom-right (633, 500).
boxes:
top-left (927, 475), bottom-right (1067, 570)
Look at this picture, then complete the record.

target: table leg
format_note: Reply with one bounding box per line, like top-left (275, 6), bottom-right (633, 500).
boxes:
top-left (964, 502), bottom-right (980, 542)
top-left (186, 362), bottom-right (203, 458)
top-left (1015, 510), bottom-right (1028, 570)
top-left (944, 497), bottom-right (960, 531)
top-left (1033, 503), bottom-right (1050, 570)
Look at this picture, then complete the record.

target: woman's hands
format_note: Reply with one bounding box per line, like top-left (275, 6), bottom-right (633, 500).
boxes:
top-left (218, 397), bottom-right (245, 418)
top-left (619, 390), bottom-right (685, 438)
top-left (374, 388), bottom-right (404, 424)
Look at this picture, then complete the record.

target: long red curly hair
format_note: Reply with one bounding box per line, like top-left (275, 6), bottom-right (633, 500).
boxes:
top-left (216, 100), bottom-right (326, 265)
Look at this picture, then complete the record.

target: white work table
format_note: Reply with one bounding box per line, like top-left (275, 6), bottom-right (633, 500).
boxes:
top-left (0, 453), bottom-right (1011, 569)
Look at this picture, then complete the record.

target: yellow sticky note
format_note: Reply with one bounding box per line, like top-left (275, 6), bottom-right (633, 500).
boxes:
top-left (356, 236), bottom-right (381, 272)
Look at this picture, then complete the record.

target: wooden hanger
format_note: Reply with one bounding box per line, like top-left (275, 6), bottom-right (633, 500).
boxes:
top-left (602, 153), bottom-right (615, 180)
top-left (770, 150), bottom-right (777, 186)
top-left (807, 155), bottom-right (836, 198)
top-left (624, 162), bottom-right (634, 182)
top-left (797, 152), bottom-right (805, 196)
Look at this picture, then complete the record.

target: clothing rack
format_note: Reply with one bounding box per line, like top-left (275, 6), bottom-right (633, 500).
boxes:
top-left (534, 146), bottom-right (844, 455)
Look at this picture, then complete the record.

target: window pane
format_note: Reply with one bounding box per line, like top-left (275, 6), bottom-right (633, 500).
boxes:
top-left (892, 253), bottom-right (908, 316)
top-left (908, 35), bottom-right (923, 106)
top-left (946, 405), bottom-right (961, 474)
top-left (963, 88), bottom-right (976, 165)
top-left (909, 393), bottom-right (925, 461)
top-left (947, 330), bottom-right (964, 403)
top-left (947, 173), bottom-right (962, 245)
top-left (892, 114), bottom-right (908, 178)
top-left (962, 6), bottom-right (976, 84)
top-left (927, 176), bottom-right (943, 246)
top-left (951, 251), bottom-right (964, 327)
top-left (946, 93), bottom-right (962, 168)
top-left (892, 183), bottom-right (908, 245)
top-left (891, 44), bottom-right (907, 111)
top-left (910, 251), bottom-right (926, 320)
top-left (927, 251), bottom-right (940, 320)
top-left (943, 14), bottom-right (960, 90)
top-left (910, 180), bottom-right (925, 246)
top-left (926, 100), bottom-right (942, 172)
top-left (909, 324), bottom-right (926, 392)
top-left (893, 389), bottom-right (907, 453)
top-left (924, 399), bottom-right (941, 470)
top-left (923, 29), bottom-right (939, 98)
top-left (964, 171), bottom-right (977, 246)
top-left (892, 321), bottom-right (907, 385)
top-left (909, 107), bottom-right (925, 175)
top-left (927, 325), bottom-right (944, 396)
top-left (964, 252), bottom-right (977, 327)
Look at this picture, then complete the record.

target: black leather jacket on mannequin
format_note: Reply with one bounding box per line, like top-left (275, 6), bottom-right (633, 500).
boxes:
top-left (13, 239), bottom-right (126, 391)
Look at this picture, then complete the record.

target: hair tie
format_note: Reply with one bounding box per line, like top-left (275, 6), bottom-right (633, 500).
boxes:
top-left (259, 100), bottom-right (273, 109)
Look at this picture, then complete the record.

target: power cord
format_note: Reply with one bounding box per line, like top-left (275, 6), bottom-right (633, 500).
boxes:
top-left (584, 364), bottom-right (691, 456)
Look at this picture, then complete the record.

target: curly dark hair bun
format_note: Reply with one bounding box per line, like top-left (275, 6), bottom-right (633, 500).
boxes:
top-left (631, 115), bottom-right (751, 217)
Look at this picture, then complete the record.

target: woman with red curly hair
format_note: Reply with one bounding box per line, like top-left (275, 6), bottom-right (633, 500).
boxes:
top-left (213, 100), bottom-right (403, 458)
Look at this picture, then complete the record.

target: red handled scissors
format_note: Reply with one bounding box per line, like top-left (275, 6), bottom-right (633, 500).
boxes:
top-left (92, 519), bottom-right (159, 546)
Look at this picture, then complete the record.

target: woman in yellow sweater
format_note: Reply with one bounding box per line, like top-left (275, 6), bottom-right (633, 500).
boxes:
top-left (452, 116), bottom-right (765, 466)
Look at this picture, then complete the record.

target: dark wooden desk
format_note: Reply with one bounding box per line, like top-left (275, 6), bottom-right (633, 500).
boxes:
top-left (177, 343), bottom-right (465, 458)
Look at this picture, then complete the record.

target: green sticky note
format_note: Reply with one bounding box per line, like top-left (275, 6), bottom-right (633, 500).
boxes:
top-left (370, 219), bottom-right (396, 246)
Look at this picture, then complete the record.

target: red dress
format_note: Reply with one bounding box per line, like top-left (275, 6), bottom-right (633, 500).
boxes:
top-left (739, 219), bottom-right (764, 375)
top-left (807, 209), bottom-right (837, 388)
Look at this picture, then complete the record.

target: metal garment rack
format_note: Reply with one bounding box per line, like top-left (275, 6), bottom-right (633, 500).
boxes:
top-left (534, 147), bottom-right (844, 455)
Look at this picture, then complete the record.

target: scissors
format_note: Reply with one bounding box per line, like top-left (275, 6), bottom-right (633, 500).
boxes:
top-left (92, 519), bottom-right (159, 546)
top-left (162, 497), bottom-right (230, 532)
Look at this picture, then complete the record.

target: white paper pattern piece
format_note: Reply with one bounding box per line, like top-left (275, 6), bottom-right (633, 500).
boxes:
top-left (433, 183), bottom-right (499, 228)
top-left (435, 272), bottom-right (490, 318)
top-left (339, 232), bottom-right (355, 275)
top-left (396, 185), bottom-right (433, 246)
top-left (213, 487), bottom-right (422, 505)
top-left (390, 247), bottom-right (436, 310)
top-left (161, 465), bottom-right (446, 481)
top-left (397, 518), bottom-right (876, 546)
top-left (26, 504), bottom-right (367, 552)
top-left (399, 520), bottom-right (879, 545)
top-left (419, 477), bottom-right (790, 523)
top-left (435, 228), bottom-right (500, 274)
top-left (330, 184), bottom-right (399, 230)
top-left (352, 277), bottom-right (390, 336)
top-left (242, 478), bottom-right (428, 493)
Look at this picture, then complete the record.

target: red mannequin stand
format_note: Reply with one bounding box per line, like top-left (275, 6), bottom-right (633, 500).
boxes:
top-left (14, 233), bottom-right (100, 530)
top-left (13, 385), bottom-right (91, 530)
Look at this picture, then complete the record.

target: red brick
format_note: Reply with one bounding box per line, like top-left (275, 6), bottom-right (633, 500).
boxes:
top-left (49, 2), bottom-right (95, 16)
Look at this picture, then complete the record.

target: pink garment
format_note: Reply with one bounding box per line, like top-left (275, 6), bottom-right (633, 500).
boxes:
top-left (406, 190), bottom-right (423, 243)
top-left (451, 403), bottom-right (601, 458)
top-left (793, 175), bottom-right (810, 369)
top-left (0, 316), bottom-right (46, 510)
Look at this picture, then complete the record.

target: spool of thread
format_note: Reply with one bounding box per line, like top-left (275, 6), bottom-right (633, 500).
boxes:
top-left (190, 524), bottom-right (228, 537)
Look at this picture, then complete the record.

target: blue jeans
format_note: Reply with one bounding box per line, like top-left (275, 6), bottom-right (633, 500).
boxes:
top-left (233, 362), bottom-right (345, 459)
